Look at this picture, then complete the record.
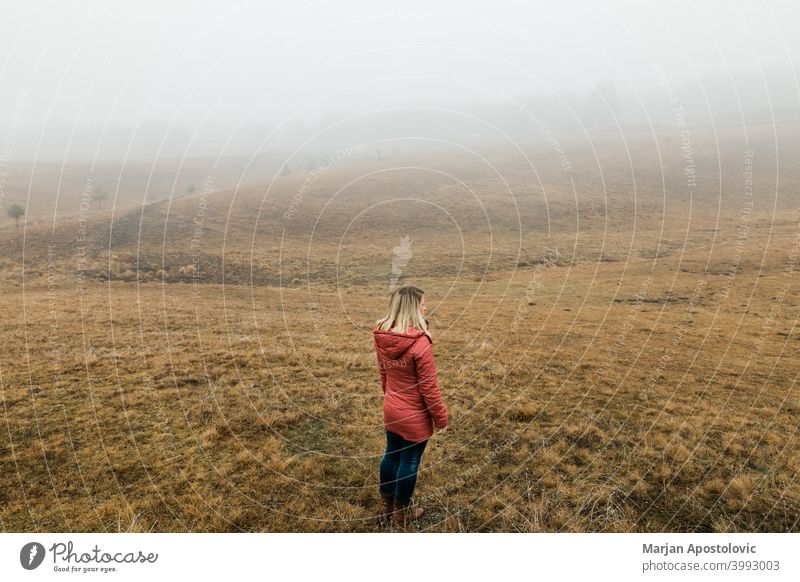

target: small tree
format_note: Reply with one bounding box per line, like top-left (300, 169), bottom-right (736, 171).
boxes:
top-left (92, 188), bottom-right (108, 210)
top-left (7, 204), bottom-right (24, 229)
top-left (185, 184), bottom-right (196, 195)
top-left (376, 147), bottom-right (383, 161)
top-left (280, 164), bottom-right (290, 176)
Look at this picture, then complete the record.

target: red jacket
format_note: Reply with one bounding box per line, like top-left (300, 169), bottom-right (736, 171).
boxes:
top-left (373, 325), bottom-right (448, 442)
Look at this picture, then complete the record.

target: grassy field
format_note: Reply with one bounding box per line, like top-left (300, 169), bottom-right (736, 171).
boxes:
top-left (1, 121), bottom-right (799, 532)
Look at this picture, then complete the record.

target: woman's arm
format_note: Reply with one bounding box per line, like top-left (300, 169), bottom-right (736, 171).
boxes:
top-left (374, 338), bottom-right (387, 393)
top-left (413, 338), bottom-right (448, 429)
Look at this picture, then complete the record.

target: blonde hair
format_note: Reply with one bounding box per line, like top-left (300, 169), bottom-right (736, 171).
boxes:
top-left (375, 285), bottom-right (429, 335)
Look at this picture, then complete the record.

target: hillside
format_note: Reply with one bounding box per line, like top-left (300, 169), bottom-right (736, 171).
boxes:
top-left (1, 120), bottom-right (799, 532)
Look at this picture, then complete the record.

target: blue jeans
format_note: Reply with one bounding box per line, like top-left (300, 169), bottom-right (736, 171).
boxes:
top-left (379, 430), bottom-right (428, 505)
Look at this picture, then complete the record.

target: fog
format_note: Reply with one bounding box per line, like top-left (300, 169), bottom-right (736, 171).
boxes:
top-left (1, 0), bottom-right (798, 162)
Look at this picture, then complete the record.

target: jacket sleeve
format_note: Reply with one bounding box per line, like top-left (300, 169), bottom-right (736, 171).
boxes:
top-left (413, 338), bottom-right (448, 429)
top-left (374, 339), bottom-right (386, 393)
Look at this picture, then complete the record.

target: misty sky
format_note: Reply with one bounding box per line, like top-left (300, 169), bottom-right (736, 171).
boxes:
top-left (1, 0), bottom-right (798, 160)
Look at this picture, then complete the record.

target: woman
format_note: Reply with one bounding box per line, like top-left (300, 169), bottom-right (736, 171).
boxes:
top-left (373, 285), bottom-right (449, 530)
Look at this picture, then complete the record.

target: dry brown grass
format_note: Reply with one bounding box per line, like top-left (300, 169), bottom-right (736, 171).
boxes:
top-left (1, 122), bottom-right (800, 532)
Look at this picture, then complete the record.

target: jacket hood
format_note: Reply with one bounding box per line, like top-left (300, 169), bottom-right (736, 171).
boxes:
top-left (373, 326), bottom-right (431, 360)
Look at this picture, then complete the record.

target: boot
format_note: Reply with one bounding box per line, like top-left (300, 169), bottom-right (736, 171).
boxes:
top-left (379, 493), bottom-right (395, 529)
top-left (391, 498), bottom-right (425, 531)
